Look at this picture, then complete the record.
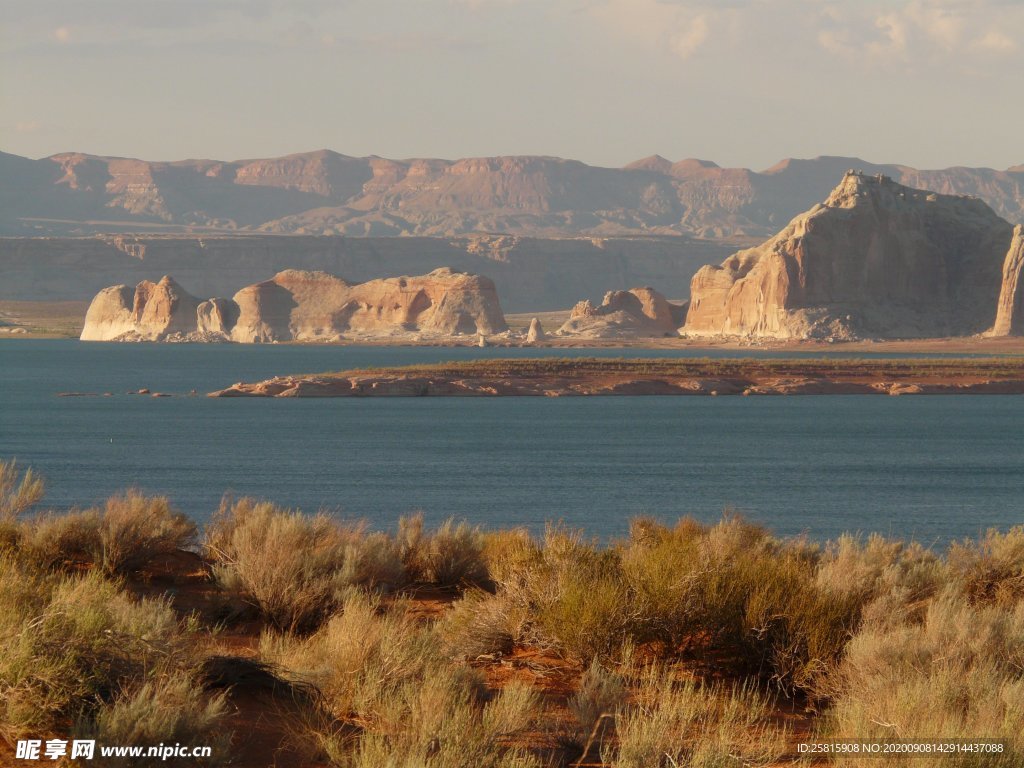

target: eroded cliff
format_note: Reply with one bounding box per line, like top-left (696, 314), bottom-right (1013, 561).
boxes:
top-left (683, 172), bottom-right (1017, 340)
top-left (80, 268), bottom-right (507, 342)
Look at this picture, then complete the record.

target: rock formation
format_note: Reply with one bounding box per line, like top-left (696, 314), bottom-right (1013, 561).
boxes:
top-left (989, 226), bottom-right (1024, 337)
top-left (683, 172), bottom-right (1019, 340)
top-left (526, 317), bottom-right (546, 343)
top-left (81, 276), bottom-right (200, 341)
top-left (80, 268), bottom-right (507, 342)
top-left (558, 287), bottom-right (683, 338)
top-left (4, 149), bottom-right (1023, 239)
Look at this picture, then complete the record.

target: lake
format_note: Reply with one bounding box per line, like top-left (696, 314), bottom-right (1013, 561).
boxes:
top-left (2, 340), bottom-right (1022, 545)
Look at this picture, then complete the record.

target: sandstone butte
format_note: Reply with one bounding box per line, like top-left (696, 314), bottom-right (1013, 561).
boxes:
top-left (80, 268), bottom-right (507, 343)
top-left (683, 171), bottom-right (1024, 340)
top-left (207, 358), bottom-right (1024, 398)
top-left (556, 287), bottom-right (686, 338)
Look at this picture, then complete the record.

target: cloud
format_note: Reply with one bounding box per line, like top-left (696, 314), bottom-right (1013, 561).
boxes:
top-left (669, 14), bottom-right (710, 59)
top-left (972, 29), bottom-right (1016, 53)
top-left (589, 0), bottom-right (719, 60)
top-left (815, 0), bottom-right (1024, 64)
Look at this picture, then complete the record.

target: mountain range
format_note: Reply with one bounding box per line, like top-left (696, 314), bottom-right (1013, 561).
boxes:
top-left (2, 150), bottom-right (1021, 239)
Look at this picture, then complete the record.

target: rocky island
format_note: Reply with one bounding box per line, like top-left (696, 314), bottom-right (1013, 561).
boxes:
top-left (80, 267), bottom-right (507, 342)
top-left (208, 357), bottom-right (1024, 397)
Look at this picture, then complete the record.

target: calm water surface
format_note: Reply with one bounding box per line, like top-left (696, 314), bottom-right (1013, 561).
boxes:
top-left (2, 340), bottom-right (1023, 544)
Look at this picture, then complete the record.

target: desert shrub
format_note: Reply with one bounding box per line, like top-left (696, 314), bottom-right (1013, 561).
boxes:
top-left (262, 591), bottom-right (539, 767)
top-left (79, 672), bottom-right (230, 767)
top-left (399, 512), bottom-right (488, 588)
top-left (94, 491), bottom-right (197, 575)
top-left (825, 588), bottom-right (1024, 767)
top-left (817, 533), bottom-right (946, 606)
top-left (511, 527), bottom-right (635, 663)
top-left (622, 516), bottom-right (868, 692)
top-left (440, 588), bottom-right (524, 659)
top-left (0, 560), bottom-right (186, 740)
top-left (604, 665), bottom-right (787, 768)
top-left (620, 517), bottom-right (705, 649)
top-left (347, 667), bottom-right (540, 768)
top-left (743, 550), bottom-right (863, 694)
top-left (18, 492), bottom-right (196, 576)
top-left (206, 499), bottom-right (402, 631)
top-left (260, 590), bottom-right (442, 721)
top-left (481, 527), bottom-right (536, 585)
top-left (19, 509), bottom-right (102, 569)
top-left (948, 526), bottom-right (1024, 607)
top-left (0, 460), bottom-right (44, 521)
top-left (569, 659), bottom-right (627, 736)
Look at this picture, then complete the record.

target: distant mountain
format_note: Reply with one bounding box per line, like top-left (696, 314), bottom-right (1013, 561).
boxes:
top-left (1, 149), bottom-right (1021, 238)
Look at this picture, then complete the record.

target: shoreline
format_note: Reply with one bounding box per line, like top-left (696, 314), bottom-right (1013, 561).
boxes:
top-left (208, 356), bottom-right (1024, 397)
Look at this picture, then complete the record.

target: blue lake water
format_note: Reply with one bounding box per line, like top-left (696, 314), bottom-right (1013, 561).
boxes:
top-left (2, 340), bottom-right (1023, 545)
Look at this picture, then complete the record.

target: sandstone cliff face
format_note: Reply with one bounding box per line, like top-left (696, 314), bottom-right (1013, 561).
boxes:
top-left (80, 268), bottom-right (507, 342)
top-left (990, 226), bottom-right (1024, 336)
top-left (80, 276), bottom-right (200, 341)
top-left (558, 287), bottom-right (682, 338)
top-left (683, 172), bottom-right (1016, 339)
top-left (4, 149), bottom-right (1022, 239)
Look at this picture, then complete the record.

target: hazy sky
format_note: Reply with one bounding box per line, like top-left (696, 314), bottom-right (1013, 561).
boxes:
top-left (2, 0), bottom-right (1022, 170)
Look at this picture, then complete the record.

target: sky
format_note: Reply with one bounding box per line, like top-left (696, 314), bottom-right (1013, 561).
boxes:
top-left (2, 0), bottom-right (1022, 171)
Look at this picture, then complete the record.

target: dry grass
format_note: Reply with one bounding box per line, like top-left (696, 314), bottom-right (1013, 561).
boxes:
top-left (949, 526), bottom-right (1024, 607)
top-left (604, 665), bottom-right (788, 768)
top-left (205, 499), bottom-right (403, 632)
top-left (260, 590), bottom-right (541, 767)
top-left (569, 659), bottom-right (627, 738)
top-left (440, 588), bottom-right (524, 659)
top-left (824, 589), bottom-right (1024, 766)
top-left (0, 558), bottom-right (192, 741)
top-left (18, 492), bottom-right (196, 576)
top-left (0, 460), bottom-right (44, 521)
top-left (399, 512), bottom-right (489, 588)
top-left (80, 672), bottom-right (230, 767)
top-left (4, 462), bottom-right (1024, 767)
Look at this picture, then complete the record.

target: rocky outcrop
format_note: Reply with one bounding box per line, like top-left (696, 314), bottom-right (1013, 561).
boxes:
top-left (81, 268), bottom-right (507, 342)
top-left (989, 226), bottom-right (1024, 337)
top-left (683, 172), bottom-right (1017, 340)
top-left (80, 276), bottom-right (200, 341)
top-left (558, 287), bottom-right (682, 338)
top-left (526, 317), bottom-right (546, 343)
top-left (229, 267), bottom-right (506, 342)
